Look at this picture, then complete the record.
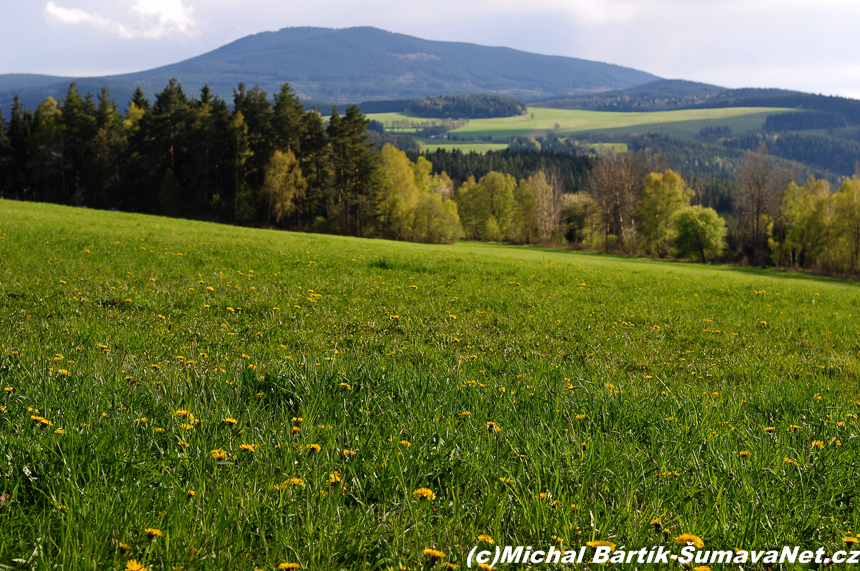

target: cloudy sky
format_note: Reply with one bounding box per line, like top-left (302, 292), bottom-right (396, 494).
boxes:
top-left (2, 0), bottom-right (860, 97)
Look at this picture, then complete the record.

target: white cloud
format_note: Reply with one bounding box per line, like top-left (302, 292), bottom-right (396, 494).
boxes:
top-left (45, 0), bottom-right (198, 39)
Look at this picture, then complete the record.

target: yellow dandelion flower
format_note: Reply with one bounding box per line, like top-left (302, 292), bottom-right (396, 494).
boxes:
top-left (694, 567), bottom-right (712, 571)
top-left (412, 487), bottom-right (436, 500)
top-left (210, 449), bottom-right (228, 461)
top-left (575, 414), bottom-right (587, 420)
top-left (223, 417), bottom-right (238, 426)
top-left (460, 411), bottom-right (472, 417)
top-left (306, 444), bottom-right (321, 454)
top-left (784, 457), bottom-right (798, 466)
top-left (126, 560), bottom-right (147, 571)
top-left (144, 528), bottom-right (163, 539)
top-left (58, 369), bottom-right (70, 376)
top-left (811, 440), bottom-right (824, 449)
top-left (764, 427), bottom-right (775, 433)
top-left (499, 477), bottom-right (514, 485)
top-left (424, 549), bottom-right (446, 560)
top-left (477, 565), bottom-right (495, 571)
top-left (240, 444), bottom-right (256, 453)
top-left (277, 563), bottom-right (301, 570)
top-left (343, 449), bottom-right (357, 458)
top-left (739, 451), bottom-right (751, 458)
top-left (486, 421), bottom-right (501, 433)
top-left (650, 518), bottom-right (662, 527)
top-left (674, 534), bottom-right (704, 548)
top-left (477, 534), bottom-right (494, 544)
top-left (844, 536), bottom-right (858, 544)
top-left (586, 540), bottom-right (617, 550)
top-left (187, 490), bottom-right (195, 498)
top-left (291, 426), bottom-right (301, 434)
top-left (119, 542), bottom-right (132, 552)
top-left (399, 440), bottom-right (411, 448)
top-left (328, 471), bottom-right (342, 485)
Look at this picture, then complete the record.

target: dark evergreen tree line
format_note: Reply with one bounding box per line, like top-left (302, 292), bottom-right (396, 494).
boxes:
top-left (0, 80), bottom-right (380, 236)
top-left (407, 95), bottom-right (528, 119)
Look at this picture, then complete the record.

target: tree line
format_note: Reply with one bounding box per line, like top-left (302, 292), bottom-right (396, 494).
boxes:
top-left (407, 95), bottom-right (528, 119)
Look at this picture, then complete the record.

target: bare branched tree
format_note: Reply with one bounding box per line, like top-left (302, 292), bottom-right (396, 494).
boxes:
top-left (735, 144), bottom-right (796, 264)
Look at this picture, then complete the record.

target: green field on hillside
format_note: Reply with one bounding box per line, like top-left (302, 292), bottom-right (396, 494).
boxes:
top-left (1, 200), bottom-right (859, 570)
top-left (367, 107), bottom-right (790, 142)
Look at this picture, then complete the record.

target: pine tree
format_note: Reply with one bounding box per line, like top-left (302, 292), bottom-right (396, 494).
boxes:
top-left (272, 83), bottom-right (306, 155)
top-left (61, 83), bottom-right (98, 204)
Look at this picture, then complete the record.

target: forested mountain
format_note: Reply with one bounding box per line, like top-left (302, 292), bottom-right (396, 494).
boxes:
top-left (0, 27), bottom-right (658, 112)
top-left (540, 80), bottom-right (860, 123)
top-left (537, 80), bottom-right (726, 111)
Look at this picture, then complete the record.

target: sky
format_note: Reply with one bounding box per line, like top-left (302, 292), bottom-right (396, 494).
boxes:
top-left (2, 0), bottom-right (860, 98)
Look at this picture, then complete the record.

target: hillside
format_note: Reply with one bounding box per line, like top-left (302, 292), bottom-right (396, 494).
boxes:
top-left (0, 26), bottom-right (659, 111)
top-left (2, 199), bottom-right (860, 565)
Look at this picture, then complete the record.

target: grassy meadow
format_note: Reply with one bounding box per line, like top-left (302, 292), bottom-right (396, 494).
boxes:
top-left (2, 200), bottom-right (860, 570)
top-left (367, 107), bottom-right (790, 143)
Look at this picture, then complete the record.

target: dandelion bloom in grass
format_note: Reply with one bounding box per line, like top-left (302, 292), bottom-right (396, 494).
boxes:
top-left (844, 536), bottom-right (858, 545)
top-left (223, 417), bottom-right (238, 426)
top-left (424, 548), bottom-right (446, 560)
top-left (328, 471), bottom-right (342, 485)
top-left (119, 542), bottom-right (132, 552)
top-left (477, 565), bottom-right (495, 571)
top-left (399, 440), bottom-right (411, 448)
top-left (739, 451), bottom-right (751, 458)
top-left (575, 414), bottom-right (587, 421)
top-left (275, 478), bottom-right (305, 490)
top-left (444, 564), bottom-right (458, 570)
top-left (486, 421), bottom-right (501, 433)
top-left (788, 425), bottom-right (802, 432)
top-left (650, 519), bottom-right (662, 528)
top-left (812, 440), bottom-right (824, 449)
top-left (694, 567), bottom-right (712, 571)
top-left (210, 449), bottom-right (228, 461)
top-left (240, 444), bottom-right (255, 453)
top-left (764, 427), bottom-right (775, 433)
top-left (412, 488), bottom-right (436, 501)
top-left (460, 411), bottom-right (472, 417)
top-left (784, 457), bottom-right (798, 466)
top-left (278, 564), bottom-right (301, 570)
top-left (343, 449), bottom-right (357, 458)
top-left (126, 561), bottom-right (146, 571)
top-left (144, 528), bottom-right (163, 539)
top-left (499, 477), bottom-right (514, 485)
top-left (477, 534), bottom-right (494, 544)
top-left (58, 369), bottom-right (70, 376)
top-left (674, 534), bottom-right (704, 548)
top-left (306, 444), bottom-right (321, 454)
top-left (586, 540), bottom-right (617, 550)
top-left (187, 490), bottom-right (195, 498)
top-left (339, 383), bottom-right (351, 390)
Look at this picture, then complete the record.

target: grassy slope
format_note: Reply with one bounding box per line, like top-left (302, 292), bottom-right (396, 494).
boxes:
top-left (368, 107), bottom-right (789, 142)
top-left (1, 201), bottom-right (859, 569)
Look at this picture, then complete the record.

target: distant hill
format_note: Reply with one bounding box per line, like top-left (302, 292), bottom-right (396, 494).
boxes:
top-left (540, 80), bottom-right (860, 124)
top-left (0, 26), bottom-right (659, 112)
top-left (536, 80), bottom-right (727, 111)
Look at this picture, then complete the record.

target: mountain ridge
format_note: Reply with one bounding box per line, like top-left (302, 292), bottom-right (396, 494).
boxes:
top-left (0, 26), bottom-right (659, 111)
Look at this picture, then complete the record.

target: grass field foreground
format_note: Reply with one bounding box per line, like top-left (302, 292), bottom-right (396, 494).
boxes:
top-left (1, 200), bottom-right (859, 570)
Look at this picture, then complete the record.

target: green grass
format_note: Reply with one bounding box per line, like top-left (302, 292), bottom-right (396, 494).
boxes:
top-left (2, 200), bottom-right (860, 570)
top-left (368, 107), bottom-right (791, 141)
